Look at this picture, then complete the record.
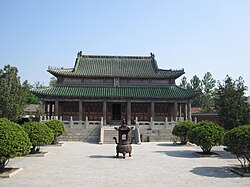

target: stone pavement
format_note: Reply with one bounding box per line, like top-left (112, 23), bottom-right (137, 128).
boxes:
top-left (0, 142), bottom-right (250, 187)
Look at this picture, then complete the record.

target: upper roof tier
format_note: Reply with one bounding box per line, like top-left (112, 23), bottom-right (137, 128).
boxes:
top-left (48, 52), bottom-right (185, 79)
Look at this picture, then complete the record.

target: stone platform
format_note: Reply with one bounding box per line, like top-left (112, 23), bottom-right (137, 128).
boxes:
top-left (0, 142), bottom-right (249, 187)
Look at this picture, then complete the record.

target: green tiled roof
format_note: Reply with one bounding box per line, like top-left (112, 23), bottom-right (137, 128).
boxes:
top-left (48, 54), bottom-right (184, 78)
top-left (33, 85), bottom-right (199, 99)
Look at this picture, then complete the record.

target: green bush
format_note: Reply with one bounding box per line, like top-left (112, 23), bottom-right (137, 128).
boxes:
top-left (22, 122), bottom-right (54, 154)
top-left (188, 120), bottom-right (224, 153)
top-left (44, 120), bottom-right (65, 144)
top-left (0, 118), bottom-right (31, 172)
top-left (224, 124), bottom-right (250, 172)
top-left (172, 121), bottom-right (195, 145)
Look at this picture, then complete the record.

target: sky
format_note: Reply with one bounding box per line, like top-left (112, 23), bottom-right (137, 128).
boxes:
top-left (0, 0), bottom-right (250, 95)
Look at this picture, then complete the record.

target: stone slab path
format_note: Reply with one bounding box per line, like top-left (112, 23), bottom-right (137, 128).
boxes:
top-left (0, 142), bottom-right (249, 187)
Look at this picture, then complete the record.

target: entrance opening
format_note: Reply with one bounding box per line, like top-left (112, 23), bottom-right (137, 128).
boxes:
top-left (112, 104), bottom-right (121, 120)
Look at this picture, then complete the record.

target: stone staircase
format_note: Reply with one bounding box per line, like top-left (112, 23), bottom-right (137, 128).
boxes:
top-left (59, 125), bottom-right (100, 143)
top-left (103, 128), bottom-right (136, 144)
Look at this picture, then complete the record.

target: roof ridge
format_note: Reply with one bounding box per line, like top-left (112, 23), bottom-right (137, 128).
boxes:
top-left (79, 54), bottom-right (152, 59)
top-left (158, 68), bottom-right (184, 72)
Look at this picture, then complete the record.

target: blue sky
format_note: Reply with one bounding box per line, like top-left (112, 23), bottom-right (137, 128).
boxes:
top-left (0, 0), bottom-right (250, 94)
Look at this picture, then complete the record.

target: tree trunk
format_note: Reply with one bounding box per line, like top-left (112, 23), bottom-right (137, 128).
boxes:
top-left (30, 145), bottom-right (40, 154)
top-left (52, 137), bottom-right (58, 145)
top-left (202, 147), bottom-right (212, 154)
top-left (180, 136), bottom-right (188, 145)
top-left (0, 159), bottom-right (8, 173)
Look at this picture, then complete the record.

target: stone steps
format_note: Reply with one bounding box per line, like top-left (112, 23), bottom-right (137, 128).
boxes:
top-left (103, 129), bottom-right (136, 144)
top-left (59, 126), bottom-right (100, 143)
top-left (103, 129), bottom-right (118, 144)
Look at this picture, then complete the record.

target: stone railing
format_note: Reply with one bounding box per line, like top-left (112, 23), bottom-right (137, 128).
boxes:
top-left (40, 116), bottom-right (103, 129)
top-left (135, 117), bottom-right (196, 127)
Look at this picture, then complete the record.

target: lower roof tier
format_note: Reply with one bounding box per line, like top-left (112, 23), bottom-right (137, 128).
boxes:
top-left (33, 85), bottom-right (199, 99)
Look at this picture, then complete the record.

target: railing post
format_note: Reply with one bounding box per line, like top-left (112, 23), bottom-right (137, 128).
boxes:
top-left (150, 117), bottom-right (154, 129)
top-left (135, 117), bottom-right (138, 126)
top-left (165, 117), bottom-right (168, 125)
top-left (194, 117), bottom-right (197, 124)
top-left (135, 122), bottom-right (141, 145)
top-left (69, 116), bottom-right (73, 128)
top-left (99, 117), bottom-right (104, 144)
top-left (100, 117), bottom-right (103, 127)
top-left (60, 116), bottom-right (63, 121)
top-left (85, 117), bottom-right (89, 128)
top-left (40, 116), bottom-right (42, 122)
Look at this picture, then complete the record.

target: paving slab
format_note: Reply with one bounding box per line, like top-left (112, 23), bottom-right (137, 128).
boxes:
top-left (0, 142), bottom-right (250, 187)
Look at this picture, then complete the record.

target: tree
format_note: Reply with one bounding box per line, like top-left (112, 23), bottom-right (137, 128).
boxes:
top-left (0, 65), bottom-right (28, 122)
top-left (49, 77), bottom-right (57, 87)
top-left (179, 76), bottom-right (188, 89)
top-left (22, 122), bottom-right (54, 154)
top-left (33, 81), bottom-right (46, 89)
top-left (22, 81), bottom-right (41, 105)
top-left (189, 75), bottom-right (202, 107)
top-left (44, 120), bottom-right (65, 144)
top-left (214, 75), bottom-right (249, 131)
top-left (188, 121), bottom-right (224, 154)
top-left (180, 72), bottom-right (216, 111)
top-left (0, 118), bottom-right (31, 172)
top-left (200, 72), bottom-right (216, 112)
top-left (202, 72), bottom-right (216, 94)
top-left (172, 121), bottom-right (195, 145)
top-left (224, 124), bottom-right (250, 173)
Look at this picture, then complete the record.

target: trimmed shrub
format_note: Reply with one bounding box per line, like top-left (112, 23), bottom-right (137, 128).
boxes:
top-left (172, 121), bottom-right (195, 145)
top-left (188, 120), bottom-right (224, 153)
top-left (224, 124), bottom-right (250, 172)
top-left (44, 120), bottom-right (65, 144)
top-left (22, 122), bottom-right (54, 154)
top-left (0, 118), bottom-right (31, 172)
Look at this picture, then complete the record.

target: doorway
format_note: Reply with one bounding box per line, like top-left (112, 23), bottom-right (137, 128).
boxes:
top-left (112, 104), bottom-right (121, 120)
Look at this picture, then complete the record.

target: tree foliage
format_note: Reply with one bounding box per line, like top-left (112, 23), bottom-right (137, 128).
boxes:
top-left (24, 83), bottom-right (40, 104)
top-left (44, 120), bottom-right (65, 144)
top-left (179, 76), bottom-right (190, 89)
top-left (189, 75), bottom-right (202, 107)
top-left (224, 124), bottom-right (250, 172)
top-left (188, 121), bottom-right (224, 153)
top-left (214, 75), bottom-right (249, 131)
top-left (0, 118), bottom-right (31, 172)
top-left (22, 122), bottom-right (54, 154)
top-left (49, 77), bottom-right (57, 87)
top-left (0, 65), bottom-right (29, 121)
top-left (200, 72), bottom-right (216, 112)
top-left (172, 121), bottom-right (195, 145)
top-left (179, 72), bottom-right (216, 110)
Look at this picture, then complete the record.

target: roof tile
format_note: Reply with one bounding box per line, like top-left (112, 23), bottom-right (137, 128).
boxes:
top-left (48, 55), bottom-right (184, 78)
top-left (33, 85), bottom-right (199, 99)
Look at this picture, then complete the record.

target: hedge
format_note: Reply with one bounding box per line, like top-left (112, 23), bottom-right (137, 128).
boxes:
top-left (44, 120), bottom-right (65, 144)
top-left (224, 124), bottom-right (250, 172)
top-left (188, 120), bottom-right (224, 153)
top-left (22, 122), bottom-right (54, 154)
top-left (172, 121), bottom-right (195, 145)
top-left (0, 118), bottom-right (31, 172)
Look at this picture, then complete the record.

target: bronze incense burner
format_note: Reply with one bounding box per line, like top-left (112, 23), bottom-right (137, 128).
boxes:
top-left (113, 119), bottom-right (133, 159)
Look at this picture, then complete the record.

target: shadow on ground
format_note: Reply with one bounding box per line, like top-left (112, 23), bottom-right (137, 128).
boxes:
top-left (88, 155), bottom-right (116, 159)
top-left (157, 143), bottom-right (178, 147)
top-left (190, 166), bottom-right (239, 178)
top-left (155, 150), bottom-right (197, 158)
top-left (157, 143), bottom-right (195, 147)
top-left (213, 150), bottom-right (237, 159)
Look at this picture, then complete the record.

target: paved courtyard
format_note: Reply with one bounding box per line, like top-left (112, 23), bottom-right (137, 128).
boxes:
top-left (0, 142), bottom-right (249, 187)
